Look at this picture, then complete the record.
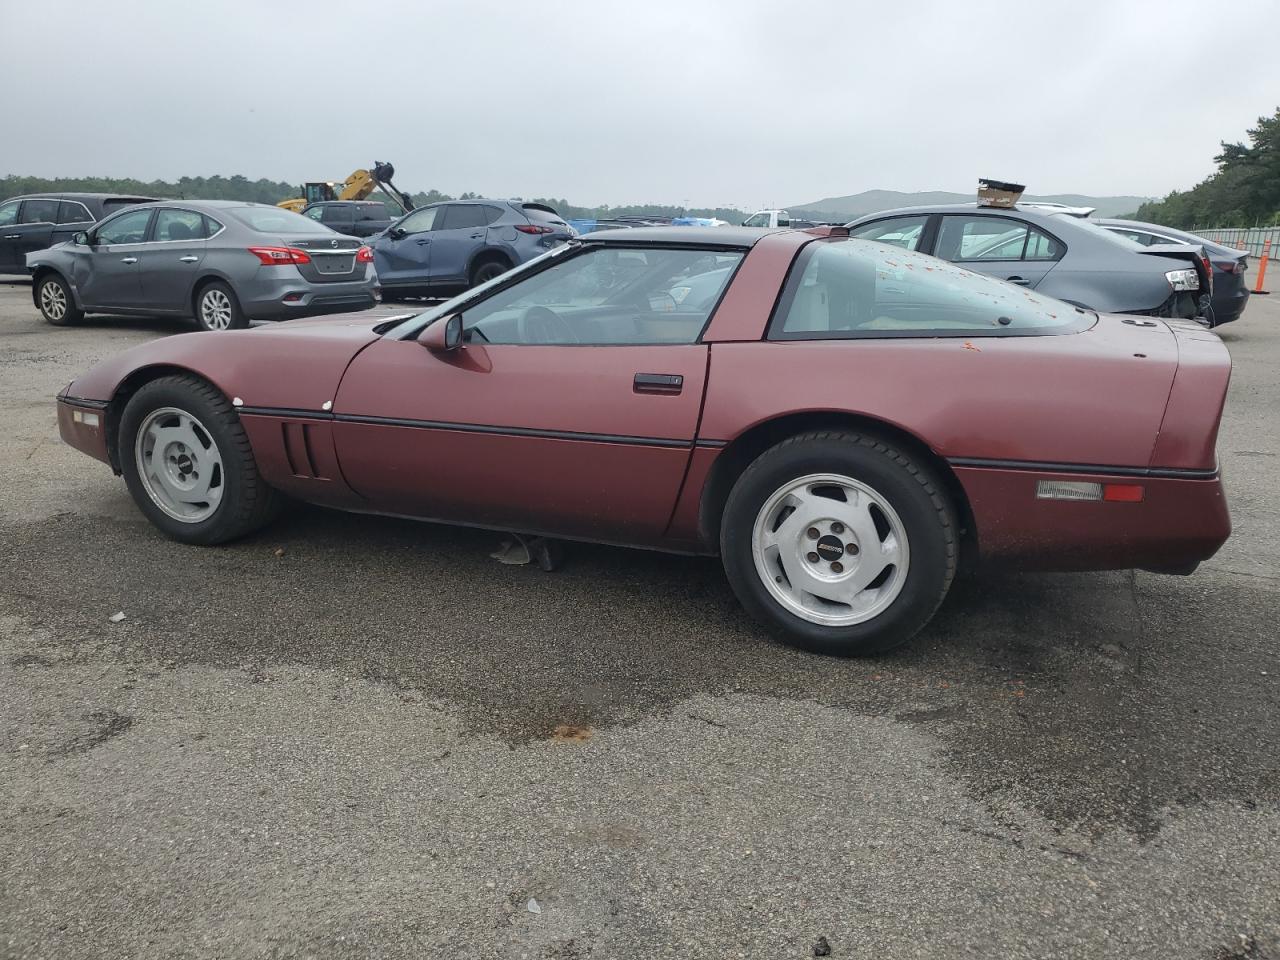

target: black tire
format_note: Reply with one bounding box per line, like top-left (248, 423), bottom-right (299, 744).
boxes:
top-left (119, 375), bottom-right (280, 545)
top-left (194, 280), bottom-right (248, 332)
top-left (469, 256), bottom-right (510, 288)
top-left (36, 273), bottom-right (83, 326)
top-left (720, 431), bottom-right (957, 656)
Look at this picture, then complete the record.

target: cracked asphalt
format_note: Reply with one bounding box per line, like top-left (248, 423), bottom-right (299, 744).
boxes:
top-left (1, 278), bottom-right (1277, 959)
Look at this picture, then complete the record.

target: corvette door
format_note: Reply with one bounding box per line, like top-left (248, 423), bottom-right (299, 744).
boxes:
top-left (332, 244), bottom-right (745, 544)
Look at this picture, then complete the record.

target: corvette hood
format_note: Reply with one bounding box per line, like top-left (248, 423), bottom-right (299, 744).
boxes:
top-left (65, 314), bottom-right (397, 410)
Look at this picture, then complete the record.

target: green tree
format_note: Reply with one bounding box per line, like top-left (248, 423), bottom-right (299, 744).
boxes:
top-left (1137, 108), bottom-right (1280, 228)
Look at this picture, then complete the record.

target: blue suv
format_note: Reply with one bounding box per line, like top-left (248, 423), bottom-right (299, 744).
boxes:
top-left (371, 200), bottom-right (574, 299)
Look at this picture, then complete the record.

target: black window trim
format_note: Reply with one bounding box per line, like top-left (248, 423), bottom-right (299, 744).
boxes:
top-left (57, 200), bottom-right (94, 225)
top-left (395, 239), bottom-right (751, 346)
top-left (147, 206), bottom-right (223, 243)
top-left (91, 207), bottom-right (157, 247)
top-left (16, 197), bottom-right (61, 227)
top-left (936, 212), bottom-right (1066, 264)
top-left (441, 202), bottom-right (491, 231)
top-left (0, 198), bottom-right (22, 227)
top-left (764, 237), bottom-right (1093, 342)
top-left (848, 212), bottom-right (940, 255)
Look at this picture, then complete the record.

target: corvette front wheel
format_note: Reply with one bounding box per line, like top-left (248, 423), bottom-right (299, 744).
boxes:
top-left (720, 431), bottom-right (957, 656)
top-left (119, 375), bottom-right (279, 544)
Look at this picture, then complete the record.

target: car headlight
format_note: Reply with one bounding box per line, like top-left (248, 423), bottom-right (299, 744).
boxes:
top-left (1165, 268), bottom-right (1199, 291)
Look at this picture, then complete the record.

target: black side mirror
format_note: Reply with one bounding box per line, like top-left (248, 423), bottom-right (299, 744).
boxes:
top-left (418, 314), bottom-right (463, 353)
top-left (73, 231), bottom-right (90, 246)
top-left (389, 227), bottom-right (406, 240)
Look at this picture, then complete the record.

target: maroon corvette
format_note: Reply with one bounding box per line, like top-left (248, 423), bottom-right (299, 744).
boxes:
top-left (56, 226), bottom-right (1231, 655)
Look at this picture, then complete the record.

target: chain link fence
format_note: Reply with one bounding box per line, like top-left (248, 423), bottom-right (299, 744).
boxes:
top-left (1192, 226), bottom-right (1279, 258)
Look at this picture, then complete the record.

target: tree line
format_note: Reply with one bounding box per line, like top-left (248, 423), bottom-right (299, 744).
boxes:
top-left (1134, 107), bottom-right (1280, 228)
top-left (0, 174), bottom-right (748, 224)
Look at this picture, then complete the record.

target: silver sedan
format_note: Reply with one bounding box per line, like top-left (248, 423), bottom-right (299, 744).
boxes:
top-left (26, 199), bottom-right (379, 331)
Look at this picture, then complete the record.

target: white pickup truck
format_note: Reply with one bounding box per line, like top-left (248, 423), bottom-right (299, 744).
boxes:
top-left (741, 209), bottom-right (821, 229)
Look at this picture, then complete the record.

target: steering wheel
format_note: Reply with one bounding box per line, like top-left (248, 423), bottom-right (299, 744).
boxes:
top-left (516, 305), bottom-right (578, 344)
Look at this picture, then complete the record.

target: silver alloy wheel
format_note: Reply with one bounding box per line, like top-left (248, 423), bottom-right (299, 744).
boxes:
top-left (134, 406), bottom-right (224, 522)
top-left (199, 288), bottom-right (233, 331)
top-left (40, 280), bottom-right (67, 321)
top-left (751, 472), bottom-right (910, 627)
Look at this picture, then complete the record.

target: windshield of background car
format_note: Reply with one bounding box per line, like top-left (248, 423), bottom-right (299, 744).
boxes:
top-left (226, 206), bottom-right (336, 235)
top-left (769, 239), bottom-right (1094, 339)
top-left (458, 246), bottom-right (744, 345)
top-left (743, 213), bottom-right (771, 227)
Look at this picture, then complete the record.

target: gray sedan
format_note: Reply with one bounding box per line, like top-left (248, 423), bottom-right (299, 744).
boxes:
top-left (846, 204), bottom-right (1212, 320)
top-left (26, 200), bottom-right (378, 331)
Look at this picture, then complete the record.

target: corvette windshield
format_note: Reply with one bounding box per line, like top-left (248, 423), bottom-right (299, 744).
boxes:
top-left (383, 243), bottom-right (576, 339)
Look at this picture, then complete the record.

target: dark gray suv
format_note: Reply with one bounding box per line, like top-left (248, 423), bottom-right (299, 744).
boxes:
top-left (0, 192), bottom-right (155, 274)
top-left (846, 204), bottom-right (1212, 320)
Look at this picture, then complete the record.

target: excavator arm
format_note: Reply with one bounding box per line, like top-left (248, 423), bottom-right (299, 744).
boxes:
top-left (277, 162), bottom-right (416, 215)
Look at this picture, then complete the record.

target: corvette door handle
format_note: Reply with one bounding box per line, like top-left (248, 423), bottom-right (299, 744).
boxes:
top-left (634, 373), bottom-right (683, 395)
top-left (1008, 276), bottom-right (1031, 285)
top-left (415, 237), bottom-right (431, 245)
top-left (3, 234), bottom-right (19, 240)
top-left (120, 257), bottom-right (138, 264)
top-left (178, 255), bottom-right (199, 263)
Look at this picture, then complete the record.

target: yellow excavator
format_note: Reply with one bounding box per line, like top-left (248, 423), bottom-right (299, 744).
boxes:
top-left (277, 161), bottom-right (416, 215)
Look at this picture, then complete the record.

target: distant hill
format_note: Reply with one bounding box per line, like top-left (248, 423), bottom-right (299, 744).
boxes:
top-left (789, 190), bottom-right (1155, 221)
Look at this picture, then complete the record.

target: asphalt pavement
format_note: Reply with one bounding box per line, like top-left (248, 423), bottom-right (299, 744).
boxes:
top-left (1, 278), bottom-right (1277, 959)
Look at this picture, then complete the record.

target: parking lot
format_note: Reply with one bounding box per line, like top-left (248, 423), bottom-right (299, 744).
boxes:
top-left (1, 277), bottom-right (1277, 958)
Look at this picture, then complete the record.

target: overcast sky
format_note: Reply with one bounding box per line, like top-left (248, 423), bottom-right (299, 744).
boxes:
top-left (5, 0), bottom-right (1278, 210)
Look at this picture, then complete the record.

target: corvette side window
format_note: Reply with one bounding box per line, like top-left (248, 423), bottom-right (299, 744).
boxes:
top-left (460, 246), bottom-right (742, 346)
top-left (769, 239), bottom-right (1090, 339)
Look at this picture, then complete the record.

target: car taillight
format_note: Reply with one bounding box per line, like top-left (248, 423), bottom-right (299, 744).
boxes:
top-left (356, 245), bottom-right (374, 263)
top-left (249, 246), bottom-right (311, 265)
top-left (1220, 259), bottom-right (1246, 274)
top-left (515, 224), bottom-right (554, 235)
top-left (1201, 255), bottom-right (1213, 291)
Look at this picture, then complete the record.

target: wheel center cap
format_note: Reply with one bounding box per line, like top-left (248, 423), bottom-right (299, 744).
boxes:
top-left (815, 535), bottom-right (844, 561)
top-left (175, 453), bottom-right (194, 475)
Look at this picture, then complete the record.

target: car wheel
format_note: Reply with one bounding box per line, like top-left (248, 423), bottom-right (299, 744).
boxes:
top-left (470, 257), bottom-right (510, 287)
top-left (37, 274), bottom-right (83, 326)
top-left (720, 431), bottom-right (957, 656)
top-left (195, 281), bottom-right (247, 332)
top-left (119, 375), bottom-right (280, 545)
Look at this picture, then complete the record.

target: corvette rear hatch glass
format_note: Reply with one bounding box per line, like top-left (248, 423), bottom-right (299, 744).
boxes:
top-left (770, 239), bottom-right (1095, 339)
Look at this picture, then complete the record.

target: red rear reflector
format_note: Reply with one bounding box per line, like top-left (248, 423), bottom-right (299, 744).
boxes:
top-left (1103, 484), bottom-right (1145, 503)
top-left (249, 246), bottom-right (311, 265)
top-left (356, 245), bottom-right (374, 263)
top-left (282, 293), bottom-right (303, 302)
top-left (514, 224), bottom-right (553, 235)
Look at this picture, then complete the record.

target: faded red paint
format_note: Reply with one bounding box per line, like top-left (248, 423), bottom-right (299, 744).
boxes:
top-left (56, 236), bottom-right (1233, 572)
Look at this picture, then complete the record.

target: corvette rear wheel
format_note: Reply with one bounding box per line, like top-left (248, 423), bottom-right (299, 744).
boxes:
top-left (720, 431), bottom-right (957, 656)
top-left (119, 375), bottom-right (279, 544)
